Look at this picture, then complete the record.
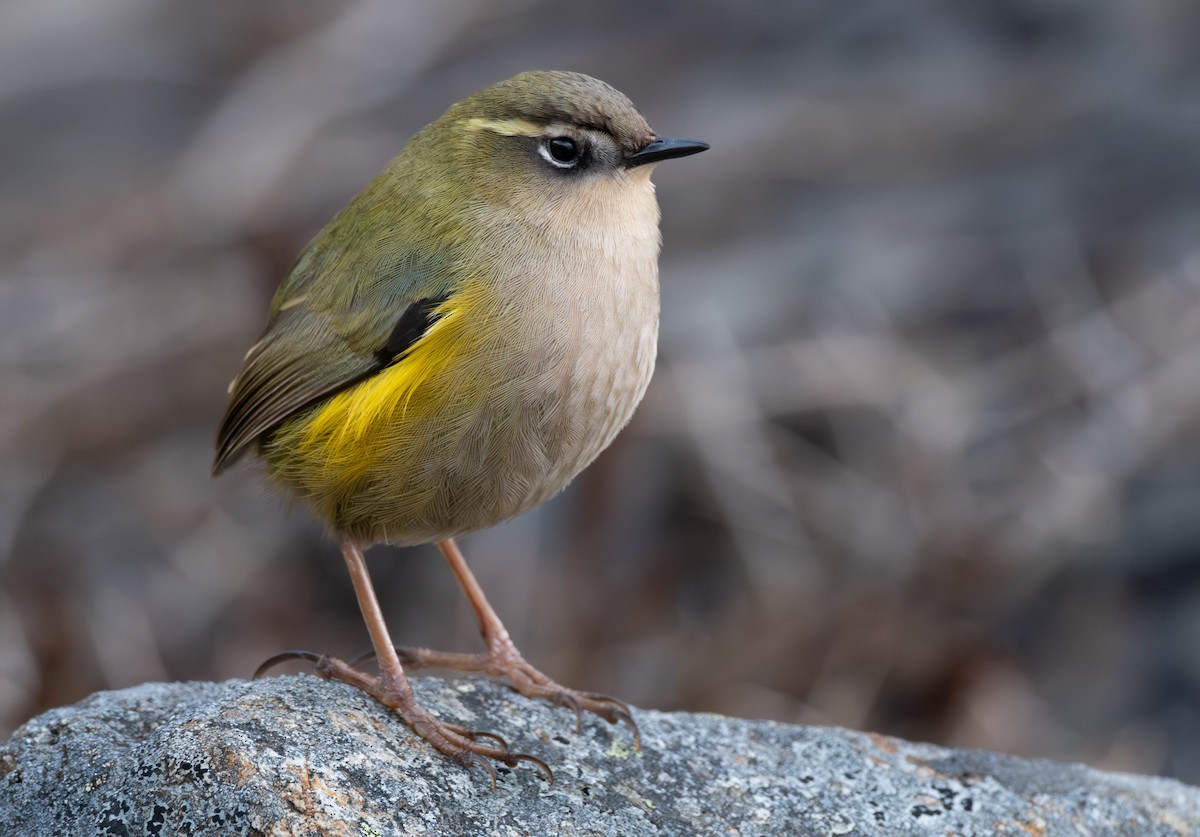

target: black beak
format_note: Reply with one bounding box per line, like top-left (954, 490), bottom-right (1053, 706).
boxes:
top-left (624, 137), bottom-right (709, 168)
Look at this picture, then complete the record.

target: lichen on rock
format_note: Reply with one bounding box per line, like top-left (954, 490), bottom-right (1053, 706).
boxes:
top-left (2, 676), bottom-right (1198, 836)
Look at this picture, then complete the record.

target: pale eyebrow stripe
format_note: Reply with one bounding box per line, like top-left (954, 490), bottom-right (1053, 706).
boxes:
top-left (462, 117), bottom-right (545, 137)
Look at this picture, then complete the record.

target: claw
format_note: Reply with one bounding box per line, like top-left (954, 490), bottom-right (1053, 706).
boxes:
top-left (511, 752), bottom-right (554, 785)
top-left (439, 722), bottom-right (550, 789)
top-left (552, 690), bottom-right (585, 733)
top-left (469, 730), bottom-right (511, 750)
top-left (261, 635), bottom-right (622, 783)
top-left (585, 691), bottom-right (631, 711)
top-left (468, 754), bottom-right (499, 792)
top-left (583, 693), bottom-right (640, 748)
top-left (445, 723), bottom-right (509, 752)
top-left (613, 709), bottom-right (642, 751)
top-left (253, 649), bottom-right (325, 679)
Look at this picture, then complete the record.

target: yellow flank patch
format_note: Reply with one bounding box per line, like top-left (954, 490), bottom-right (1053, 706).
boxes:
top-left (462, 116), bottom-right (545, 138)
top-left (294, 282), bottom-right (487, 481)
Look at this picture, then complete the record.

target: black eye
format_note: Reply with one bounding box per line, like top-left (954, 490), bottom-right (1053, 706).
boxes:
top-left (540, 136), bottom-right (582, 168)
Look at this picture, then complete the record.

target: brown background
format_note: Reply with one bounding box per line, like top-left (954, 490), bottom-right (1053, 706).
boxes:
top-left (4, 0), bottom-right (1200, 784)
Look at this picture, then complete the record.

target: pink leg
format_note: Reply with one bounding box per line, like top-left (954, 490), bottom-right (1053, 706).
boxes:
top-left (385, 538), bottom-right (639, 748)
top-left (271, 537), bottom-right (551, 786)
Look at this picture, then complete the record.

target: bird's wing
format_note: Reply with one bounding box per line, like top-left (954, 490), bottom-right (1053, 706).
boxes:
top-left (212, 238), bottom-right (455, 473)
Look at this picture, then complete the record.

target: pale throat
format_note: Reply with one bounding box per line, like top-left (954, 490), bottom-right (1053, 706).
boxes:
top-left (536, 168), bottom-right (661, 279)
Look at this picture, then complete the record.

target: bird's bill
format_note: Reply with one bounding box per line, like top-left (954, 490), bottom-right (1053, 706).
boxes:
top-left (624, 137), bottom-right (709, 168)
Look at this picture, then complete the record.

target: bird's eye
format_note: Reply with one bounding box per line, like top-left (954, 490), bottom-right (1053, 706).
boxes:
top-left (540, 136), bottom-right (582, 169)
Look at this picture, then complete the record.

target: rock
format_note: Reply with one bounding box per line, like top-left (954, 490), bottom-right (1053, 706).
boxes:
top-left (1, 676), bottom-right (1198, 836)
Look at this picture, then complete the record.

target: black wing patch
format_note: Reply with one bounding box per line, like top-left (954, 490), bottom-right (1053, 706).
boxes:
top-left (213, 294), bottom-right (452, 474)
top-left (376, 293), bottom-right (450, 365)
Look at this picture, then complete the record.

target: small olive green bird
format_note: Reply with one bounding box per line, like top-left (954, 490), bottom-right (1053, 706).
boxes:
top-left (214, 70), bottom-right (706, 781)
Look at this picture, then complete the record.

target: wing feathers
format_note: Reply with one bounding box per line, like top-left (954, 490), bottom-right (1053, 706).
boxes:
top-left (378, 293), bottom-right (451, 364)
top-left (213, 293), bottom-right (453, 473)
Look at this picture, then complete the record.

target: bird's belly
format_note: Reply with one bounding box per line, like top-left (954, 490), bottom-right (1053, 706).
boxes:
top-left (264, 291), bottom-right (657, 545)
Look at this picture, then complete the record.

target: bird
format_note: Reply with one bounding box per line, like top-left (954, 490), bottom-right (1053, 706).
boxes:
top-left (213, 70), bottom-right (707, 782)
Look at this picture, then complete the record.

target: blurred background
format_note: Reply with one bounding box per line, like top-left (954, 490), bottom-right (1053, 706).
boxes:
top-left (4, 0), bottom-right (1200, 785)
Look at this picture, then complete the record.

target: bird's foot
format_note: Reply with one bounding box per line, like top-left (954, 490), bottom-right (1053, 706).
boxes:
top-left (253, 649), bottom-right (552, 788)
top-left (384, 641), bottom-right (641, 749)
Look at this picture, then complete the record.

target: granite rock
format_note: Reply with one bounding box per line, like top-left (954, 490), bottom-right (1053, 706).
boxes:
top-left (2, 676), bottom-right (1198, 836)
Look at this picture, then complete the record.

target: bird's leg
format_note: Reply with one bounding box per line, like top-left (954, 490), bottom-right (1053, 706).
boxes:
top-left (301, 537), bottom-right (551, 785)
top-left (384, 538), bottom-right (640, 748)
